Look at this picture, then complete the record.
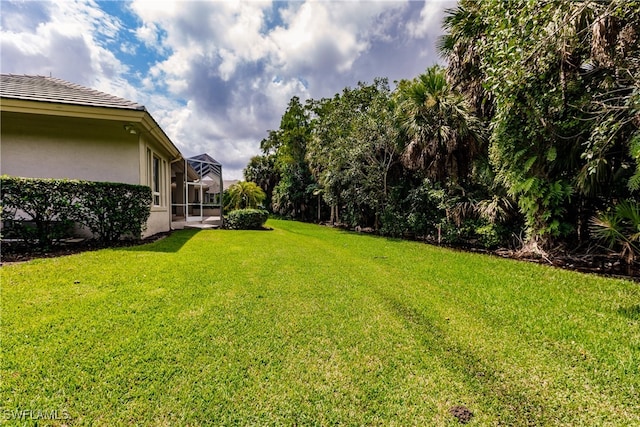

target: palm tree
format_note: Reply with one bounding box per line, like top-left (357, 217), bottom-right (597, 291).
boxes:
top-left (438, 0), bottom-right (491, 118)
top-left (225, 181), bottom-right (266, 211)
top-left (395, 66), bottom-right (482, 183)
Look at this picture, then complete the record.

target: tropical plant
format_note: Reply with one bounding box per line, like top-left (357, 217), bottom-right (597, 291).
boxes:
top-left (438, 0), bottom-right (492, 119)
top-left (591, 199), bottom-right (640, 265)
top-left (225, 181), bottom-right (266, 211)
top-left (437, 0), bottom-right (640, 250)
top-left (394, 66), bottom-right (483, 184)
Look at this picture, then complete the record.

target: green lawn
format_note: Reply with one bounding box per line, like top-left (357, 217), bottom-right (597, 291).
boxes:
top-left (1, 219), bottom-right (639, 426)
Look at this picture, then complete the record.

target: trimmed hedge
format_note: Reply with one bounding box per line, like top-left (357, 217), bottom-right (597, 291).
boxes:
top-left (1, 177), bottom-right (77, 248)
top-left (224, 209), bottom-right (269, 230)
top-left (75, 182), bottom-right (152, 243)
top-left (1, 176), bottom-right (151, 247)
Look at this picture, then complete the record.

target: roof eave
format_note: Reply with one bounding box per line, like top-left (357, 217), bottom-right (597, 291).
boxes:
top-left (140, 113), bottom-right (182, 160)
top-left (0, 97), bottom-right (146, 121)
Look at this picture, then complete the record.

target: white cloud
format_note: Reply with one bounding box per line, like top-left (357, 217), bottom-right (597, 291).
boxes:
top-left (407, 0), bottom-right (448, 38)
top-left (1, 0), bottom-right (454, 180)
top-left (270, 2), bottom-right (364, 74)
top-left (1, 0), bottom-right (132, 94)
top-left (134, 22), bottom-right (160, 49)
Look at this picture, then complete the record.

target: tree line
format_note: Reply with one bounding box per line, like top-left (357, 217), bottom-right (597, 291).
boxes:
top-left (244, 0), bottom-right (639, 262)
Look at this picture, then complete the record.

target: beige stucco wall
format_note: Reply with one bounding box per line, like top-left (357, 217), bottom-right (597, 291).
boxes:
top-left (1, 111), bottom-right (176, 237)
top-left (145, 211), bottom-right (170, 238)
top-left (1, 112), bottom-right (140, 183)
top-left (139, 133), bottom-right (174, 238)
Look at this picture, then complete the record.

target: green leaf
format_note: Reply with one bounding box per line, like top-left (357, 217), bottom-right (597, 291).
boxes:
top-left (523, 156), bottom-right (537, 173)
top-left (546, 147), bottom-right (557, 162)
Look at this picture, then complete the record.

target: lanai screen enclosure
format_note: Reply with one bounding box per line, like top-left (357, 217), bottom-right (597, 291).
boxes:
top-left (171, 154), bottom-right (223, 224)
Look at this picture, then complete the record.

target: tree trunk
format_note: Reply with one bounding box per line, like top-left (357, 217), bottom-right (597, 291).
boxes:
top-left (518, 236), bottom-right (552, 263)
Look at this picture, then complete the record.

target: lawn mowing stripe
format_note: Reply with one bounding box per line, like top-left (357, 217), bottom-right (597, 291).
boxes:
top-left (266, 221), bottom-right (640, 423)
top-left (1, 219), bottom-right (638, 425)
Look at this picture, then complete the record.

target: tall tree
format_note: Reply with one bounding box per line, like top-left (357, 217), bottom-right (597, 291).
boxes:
top-left (307, 95), bottom-right (347, 224)
top-left (440, 0), bottom-right (639, 250)
top-left (308, 80), bottom-right (399, 228)
top-left (439, 1), bottom-right (492, 119)
top-left (243, 153), bottom-right (278, 211)
top-left (271, 96), bottom-right (315, 219)
top-left (395, 66), bottom-right (482, 184)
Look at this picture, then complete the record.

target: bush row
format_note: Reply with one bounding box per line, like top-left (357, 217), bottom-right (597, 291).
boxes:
top-left (224, 209), bottom-right (269, 230)
top-left (1, 176), bottom-right (151, 248)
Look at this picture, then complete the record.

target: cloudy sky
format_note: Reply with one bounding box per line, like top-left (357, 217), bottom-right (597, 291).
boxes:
top-left (1, 0), bottom-right (455, 179)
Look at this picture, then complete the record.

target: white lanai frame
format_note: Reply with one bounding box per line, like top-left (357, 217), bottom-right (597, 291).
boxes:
top-left (171, 154), bottom-right (223, 223)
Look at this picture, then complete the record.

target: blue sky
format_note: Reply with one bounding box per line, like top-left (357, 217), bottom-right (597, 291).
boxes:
top-left (1, 0), bottom-right (455, 179)
top-left (96, 1), bottom-right (163, 76)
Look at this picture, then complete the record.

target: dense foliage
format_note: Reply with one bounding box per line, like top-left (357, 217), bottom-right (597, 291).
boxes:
top-left (224, 208), bottom-right (269, 230)
top-left (1, 176), bottom-right (151, 247)
top-left (74, 181), bottom-right (152, 243)
top-left (1, 176), bottom-right (77, 248)
top-left (246, 0), bottom-right (639, 262)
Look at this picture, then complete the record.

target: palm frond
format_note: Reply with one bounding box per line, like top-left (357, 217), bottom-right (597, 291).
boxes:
top-left (616, 199), bottom-right (640, 228)
top-left (590, 213), bottom-right (622, 249)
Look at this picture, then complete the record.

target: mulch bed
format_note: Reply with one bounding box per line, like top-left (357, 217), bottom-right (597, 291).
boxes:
top-left (492, 249), bottom-right (638, 281)
top-left (0, 232), bottom-right (171, 265)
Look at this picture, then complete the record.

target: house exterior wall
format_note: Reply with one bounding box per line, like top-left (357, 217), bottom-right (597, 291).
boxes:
top-left (140, 134), bottom-right (174, 237)
top-left (1, 110), bottom-right (175, 237)
top-left (1, 112), bottom-right (139, 183)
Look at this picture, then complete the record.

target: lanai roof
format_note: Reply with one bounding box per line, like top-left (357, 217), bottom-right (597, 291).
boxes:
top-left (188, 153), bottom-right (222, 179)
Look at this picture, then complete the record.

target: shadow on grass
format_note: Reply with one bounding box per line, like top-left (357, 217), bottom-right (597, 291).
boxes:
top-left (618, 305), bottom-right (640, 321)
top-left (120, 229), bottom-right (200, 254)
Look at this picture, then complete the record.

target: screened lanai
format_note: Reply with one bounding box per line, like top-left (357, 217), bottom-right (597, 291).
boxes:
top-left (171, 153), bottom-right (223, 227)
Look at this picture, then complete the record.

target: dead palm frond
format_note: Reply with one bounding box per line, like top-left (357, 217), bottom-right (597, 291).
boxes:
top-left (477, 195), bottom-right (516, 224)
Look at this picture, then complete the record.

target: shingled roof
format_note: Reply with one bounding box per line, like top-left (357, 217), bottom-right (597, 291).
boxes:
top-left (0, 74), bottom-right (146, 111)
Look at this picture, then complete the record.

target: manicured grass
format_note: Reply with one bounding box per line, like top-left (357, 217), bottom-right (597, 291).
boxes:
top-left (1, 219), bottom-right (639, 425)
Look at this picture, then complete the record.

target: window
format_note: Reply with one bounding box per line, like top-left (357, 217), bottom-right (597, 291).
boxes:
top-left (152, 155), bottom-right (160, 206)
top-left (205, 192), bottom-right (219, 204)
top-left (147, 148), bottom-right (163, 207)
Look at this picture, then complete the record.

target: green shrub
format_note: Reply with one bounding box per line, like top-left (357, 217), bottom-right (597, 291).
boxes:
top-left (1, 176), bottom-right (151, 247)
top-left (75, 182), bottom-right (151, 243)
top-left (1, 176), bottom-right (79, 248)
top-left (225, 209), bottom-right (269, 230)
top-left (380, 205), bottom-right (409, 238)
